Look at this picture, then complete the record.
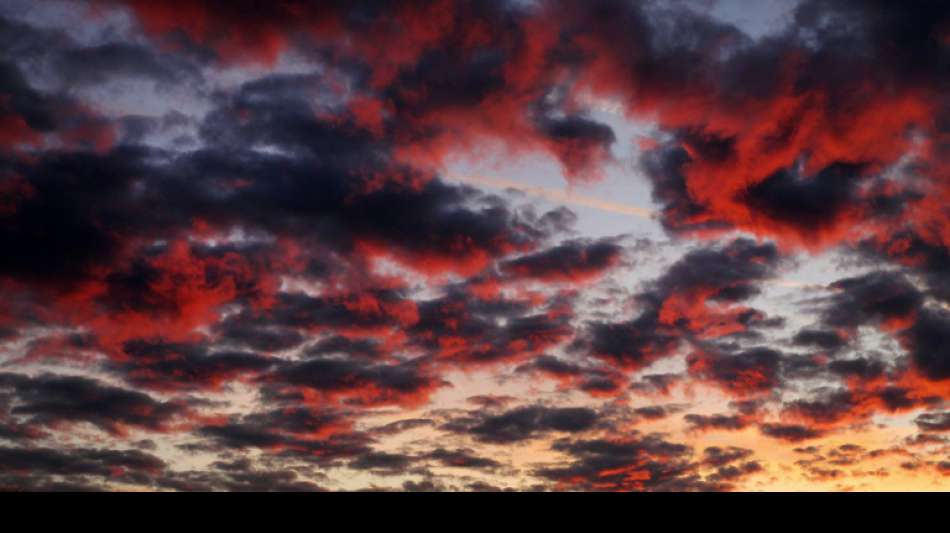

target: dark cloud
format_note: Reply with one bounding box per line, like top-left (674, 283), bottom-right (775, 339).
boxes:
top-left (630, 373), bottom-right (683, 395)
top-left (703, 446), bottom-right (755, 467)
top-left (688, 348), bottom-right (782, 395)
top-left (707, 461), bottom-right (763, 483)
top-left (306, 335), bottom-right (382, 359)
top-left (0, 372), bottom-right (183, 435)
top-left (901, 308), bottom-right (950, 381)
top-left (262, 290), bottom-right (416, 331)
top-left (265, 357), bottom-right (444, 408)
top-left (783, 389), bottom-right (859, 425)
top-left (579, 313), bottom-right (679, 370)
top-left (0, 149), bottom-right (142, 285)
top-left (821, 272), bottom-right (923, 330)
top-left (368, 418), bottom-right (434, 436)
top-left (444, 405), bottom-right (599, 444)
top-left (793, 329), bottom-right (847, 352)
top-left (639, 143), bottom-right (730, 235)
top-left (195, 407), bottom-right (369, 462)
top-left (425, 448), bottom-right (502, 470)
top-left (0, 59), bottom-right (58, 133)
top-left (536, 434), bottom-right (727, 492)
top-left (516, 354), bottom-right (623, 396)
top-left (118, 338), bottom-right (274, 390)
top-left (759, 423), bottom-right (825, 442)
top-left (575, 238), bottom-right (782, 372)
top-left (516, 354), bottom-right (585, 377)
top-left (652, 239), bottom-right (780, 302)
top-left (684, 413), bottom-right (750, 432)
top-left (828, 358), bottom-right (887, 381)
top-left (409, 290), bottom-right (573, 365)
top-left (349, 451), bottom-right (416, 474)
top-left (169, 463), bottom-right (327, 492)
top-left (214, 319), bottom-right (305, 353)
top-left (0, 445), bottom-right (165, 490)
top-left (501, 238), bottom-right (623, 283)
top-left (915, 412), bottom-right (950, 432)
top-left (54, 43), bottom-right (185, 85)
top-left (535, 115), bottom-right (616, 182)
top-left (632, 405), bottom-right (682, 421)
top-left (740, 163), bottom-right (870, 234)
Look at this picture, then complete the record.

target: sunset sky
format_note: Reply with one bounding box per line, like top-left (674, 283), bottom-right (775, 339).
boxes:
top-left (0, 0), bottom-right (947, 491)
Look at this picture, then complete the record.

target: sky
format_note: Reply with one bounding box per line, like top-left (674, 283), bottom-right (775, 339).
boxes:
top-left (0, 0), bottom-right (947, 492)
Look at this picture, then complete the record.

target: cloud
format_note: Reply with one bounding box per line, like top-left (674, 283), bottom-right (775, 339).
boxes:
top-left (688, 348), bottom-right (782, 396)
top-left (535, 433), bottom-right (752, 492)
top-left (684, 414), bottom-right (751, 432)
top-left (501, 238), bottom-right (624, 283)
top-left (535, 114), bottom-right (616, 183)
top-left (118, 338), bottom-right (274, 391)
top-left (425, 448), bottom-right (502, 470)
top-left (759, 423), bottom-right (825, 443)
top-left (443, 405), bottom-right (599, 444)
top-left (901, 308), bottom-right (950, 381)
top-left (0, 372), bottom-right (184, 436)
top-left (0, 0), bottom-right (947, 491)
top-left (0, 446), bottom-right (165, 490)
top-left (821, 271), bottom-right (923, 331)
top-left (915, 412), bottom-right (950, 432)
top-left (264, 357), bottom-right (445, 408)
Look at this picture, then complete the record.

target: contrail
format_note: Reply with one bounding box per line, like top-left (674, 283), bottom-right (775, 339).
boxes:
top-left (444, 173), bottom-right (654, 219)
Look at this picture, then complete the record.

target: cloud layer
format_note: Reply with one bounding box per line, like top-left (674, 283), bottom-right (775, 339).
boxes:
top-left (0, 0), bottom-right (947, 491)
